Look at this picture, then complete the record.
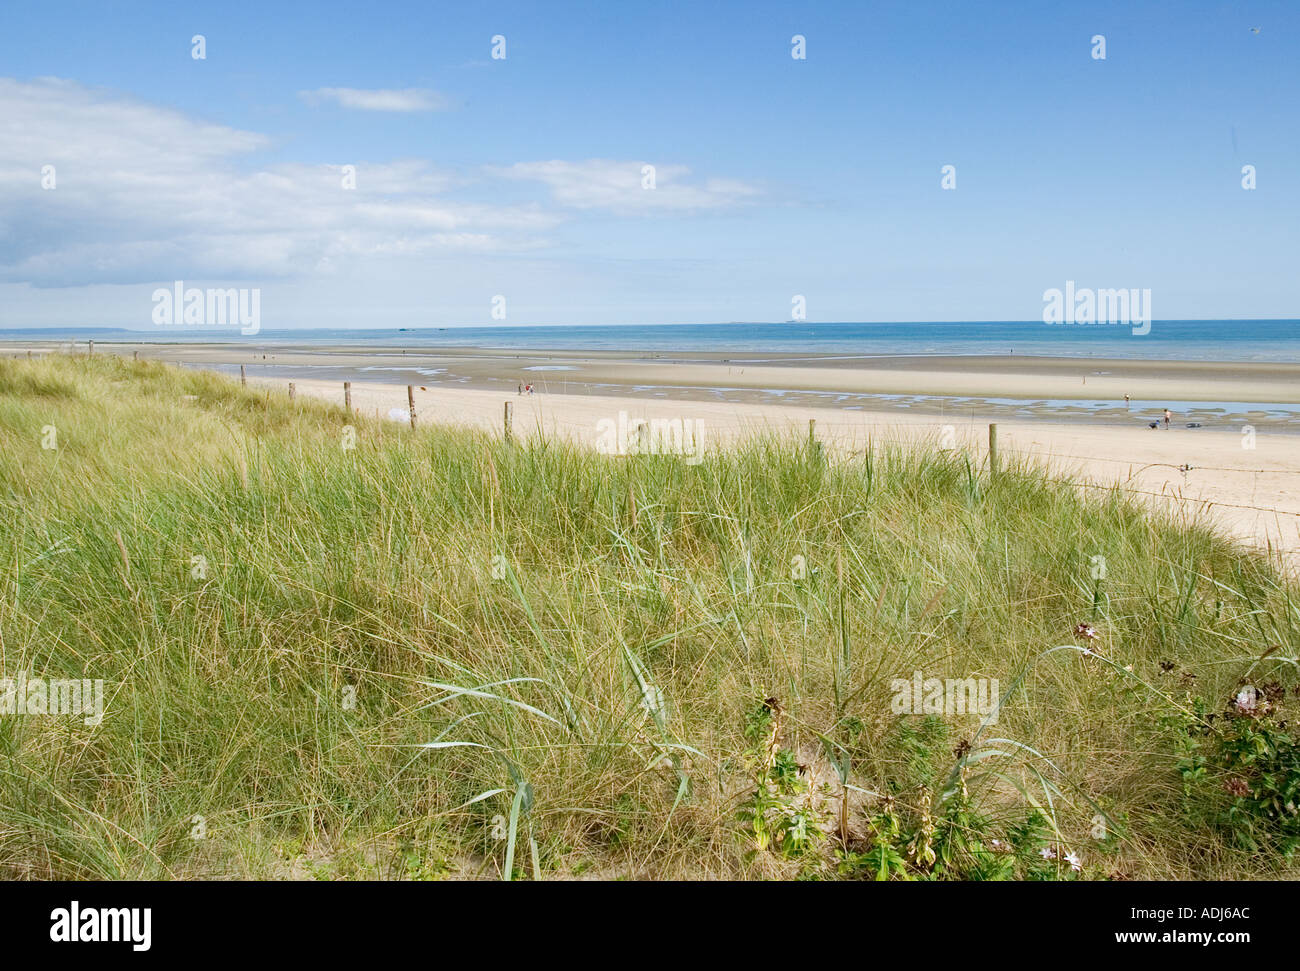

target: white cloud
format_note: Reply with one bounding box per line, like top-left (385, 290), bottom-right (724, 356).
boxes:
top-left (498, 159), bottom-right (761, 213)
top-left (0, 79), bottom-right (764, 293)
top-left (0, 78), bottom-right (552, 286)
top-left (299, 87), bottom-right (451, 112)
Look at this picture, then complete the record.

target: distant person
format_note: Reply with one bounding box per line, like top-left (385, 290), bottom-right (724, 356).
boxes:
top-left (1124, 394), bottom-right (1130, 408)
top-left (1163, 408), bottom-right (1172, 429)
top-left (518, 383), bottom-right (522, 395)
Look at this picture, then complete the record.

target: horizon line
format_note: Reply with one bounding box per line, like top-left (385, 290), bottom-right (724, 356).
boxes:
top-left (2, 317), bottom-right (1299, 335)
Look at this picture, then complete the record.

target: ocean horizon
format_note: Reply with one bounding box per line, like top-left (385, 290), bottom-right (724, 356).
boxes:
top-left (3, 319), bottom-right (1299, 363)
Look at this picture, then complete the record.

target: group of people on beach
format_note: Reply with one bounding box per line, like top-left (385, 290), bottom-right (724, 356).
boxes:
top-left (1125, 393), bottom-right (1176, 428)
top-left (517, 383), bottom-right (535, 395)
top-left (1145, 407), bottom-right (1175, 430)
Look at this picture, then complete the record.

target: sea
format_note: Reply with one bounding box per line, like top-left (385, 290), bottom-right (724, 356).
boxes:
top-left (3, 319), bottom-right (1299, 363)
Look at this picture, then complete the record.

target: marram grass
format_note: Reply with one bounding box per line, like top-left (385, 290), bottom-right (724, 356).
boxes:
top-left (0, 354), bottom-right (1297, 880)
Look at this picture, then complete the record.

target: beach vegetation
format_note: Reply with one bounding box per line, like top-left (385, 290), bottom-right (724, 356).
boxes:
top-left (0, 354), bottom-right (1296, 880)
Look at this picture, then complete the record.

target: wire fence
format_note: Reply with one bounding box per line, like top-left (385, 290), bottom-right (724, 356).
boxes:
top-left (278, 377), bottom-right (1300, 525)
top-left (553, 412), bottom-right (1300, 521)
top-left (511, 411), bottom-right (1300, 522)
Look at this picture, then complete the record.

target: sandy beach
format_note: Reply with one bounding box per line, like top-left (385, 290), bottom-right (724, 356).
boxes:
top-left (8, 340), bottom-right (1298, 565)
top-left (12, 339), bottom-right (1300, 428)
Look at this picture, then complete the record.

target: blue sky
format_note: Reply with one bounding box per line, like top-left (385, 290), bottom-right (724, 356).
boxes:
top-left (0, 0), bottom-right (1296, 329)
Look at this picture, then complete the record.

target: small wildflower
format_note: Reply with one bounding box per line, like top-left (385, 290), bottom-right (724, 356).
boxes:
top-left (1235, 686), bottom-right (1258, 714)
top-left (953, 739), bottom-right (972, 759)
top-left (1073, 623), bottom-right (1097, 640)
top-left (1038, 846), bottom-right (1056, 861)
top-left (1159, 661), bottom-right (1176, 674)
top-left (1064, 851), bottom-right (1082, 871)
top-left (1225, 778), bottom-right (1249, 798)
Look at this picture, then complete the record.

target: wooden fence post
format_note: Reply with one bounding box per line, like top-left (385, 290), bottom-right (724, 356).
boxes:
top-left (88, 340), bottom-right (93, 355)
top-left (289, 382), bottom-right (295, 401)
top-left (133, 350), bottom-right (139, 362)
top-left (240, 364), bottom-right (246, 386)
top-left (407, 386), bottom-right (416, 428)
top-left (504, 400), bottom-right (513, 439)
top-left (344, 381), bottom-right (352, 412)
top-left (989, 423), bottom-right (999, 477)
top-left (808, 418), bottom-right (823, 462)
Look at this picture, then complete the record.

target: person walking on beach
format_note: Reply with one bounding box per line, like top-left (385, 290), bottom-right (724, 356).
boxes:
top-left (1124, 393), bottom-right (1130, 408)
top-left (1163, 408), bottom-right (1172, 429)
top-left (518, 383), bottom-right (522, 395)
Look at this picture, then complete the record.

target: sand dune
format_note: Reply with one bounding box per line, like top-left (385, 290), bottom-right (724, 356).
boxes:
top-left (270, 376), bottom-right (1300, 570)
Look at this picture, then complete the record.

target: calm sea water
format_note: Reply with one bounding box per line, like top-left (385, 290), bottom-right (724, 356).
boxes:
top-left (5, 320), bottom-right (1298, 363)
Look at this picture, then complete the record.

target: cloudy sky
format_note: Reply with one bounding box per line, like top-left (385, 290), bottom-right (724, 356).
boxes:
top-left (1, 0), bottom-right (1296, 330)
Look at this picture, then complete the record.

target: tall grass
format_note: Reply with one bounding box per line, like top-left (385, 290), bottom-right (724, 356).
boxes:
top-left (0, 354), bottom-right (1296, 879)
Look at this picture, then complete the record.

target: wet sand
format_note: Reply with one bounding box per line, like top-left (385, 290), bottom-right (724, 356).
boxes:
top-left (11, 339), bottom-right (1300, 429)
